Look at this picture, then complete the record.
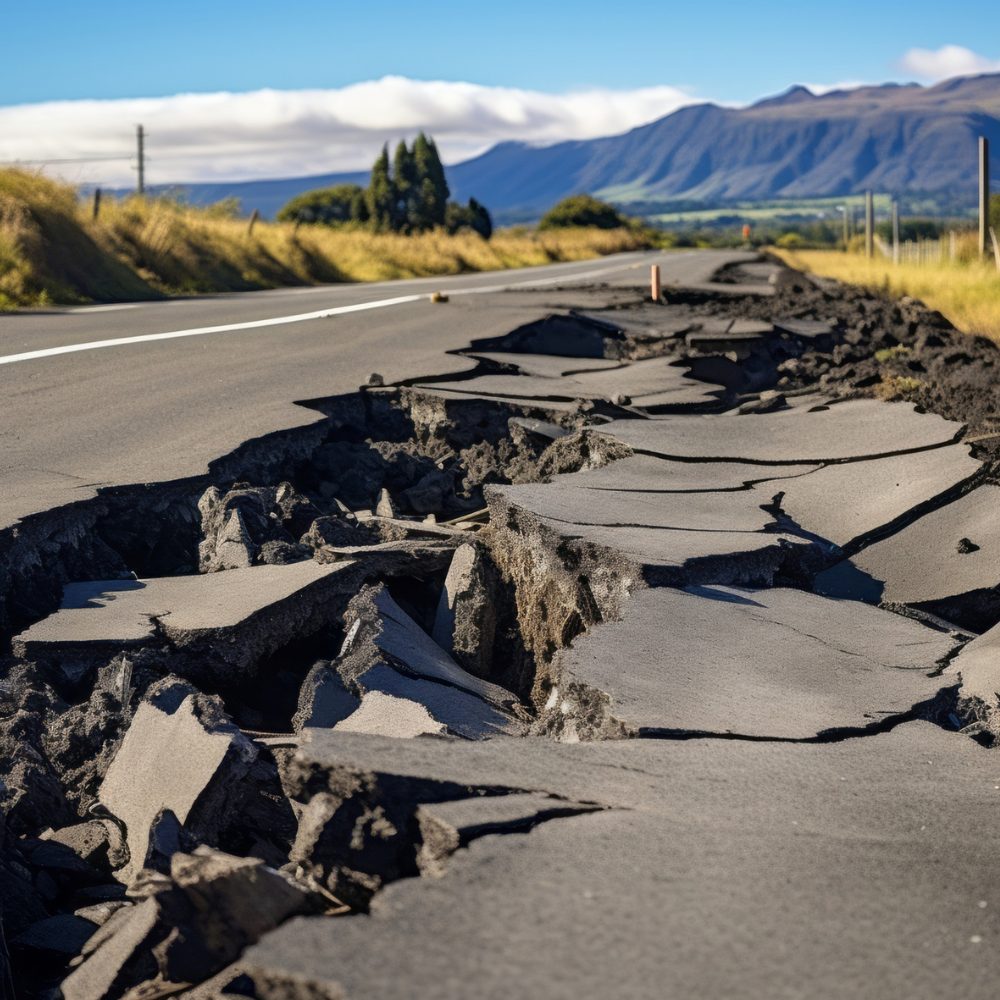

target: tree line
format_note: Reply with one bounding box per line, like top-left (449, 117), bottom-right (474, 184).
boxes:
top-left (277, 133), bottom-right (492, 239)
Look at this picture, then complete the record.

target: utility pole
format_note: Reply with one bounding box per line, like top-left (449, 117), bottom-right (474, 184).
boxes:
top-left (893, 200), bottom-right (902, 262)
top-left (865, 190), bottom-right (874, 259)
top-left (979, 136), bottom-right (990, 260)
top-left (137, 124), bottom-right (146, 196)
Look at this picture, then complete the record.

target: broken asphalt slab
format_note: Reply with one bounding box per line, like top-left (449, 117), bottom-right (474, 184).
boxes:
top-left (595, 399), bottom-right (963, 464)
top-left (416, 357), bottom-right (723, 410)
top-left (245, 722), bottom-right (1000, 1000)
top-left (757, 442), bottom-right (982, 549)
top-left (815, 484), bottom-right (1000, 609)
top-left (545, 584), bottom-right (959, 740)
top-left (98, 679), bottom-right (257, 884)
top-left (13, 544), bottom-right (458, 683)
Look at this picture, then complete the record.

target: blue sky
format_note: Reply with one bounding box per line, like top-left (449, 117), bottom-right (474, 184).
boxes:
top-left (2, 1), bottom-right (999, 184)
top-left (3, 0), bottom-right (997, 104)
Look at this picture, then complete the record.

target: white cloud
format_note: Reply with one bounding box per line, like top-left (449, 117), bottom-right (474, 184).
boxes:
top-left (0, 76), bottom-right (699, 187)
top-left (897, 45), bottom-right (1000, 82)
top-left (799, 81), bottom-right (868, 96)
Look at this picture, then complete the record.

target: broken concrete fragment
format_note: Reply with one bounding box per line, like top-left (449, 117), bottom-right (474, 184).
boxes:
top-left (345, 587), bottom-right (517, 709)
top-left (293, 661), bottom-right (360, 731)
top-left (335, 587), bottom-right (525, 739)
top-left (98, 680), bottom-right (257, 884)
top-left (375, 489), bottom-right (396, 519)
top-left (40, 820), bottom-right (127, 870)
top-left (336, 691), bottom-right (447, 739)
top-left (431, 543), bottom-right (497, 680)
top-left (596, 399), bottom-right (962, 463)
top-left (340, 665), bottom-right (524, 740)
top-left (63, 849), bottom-right (312, 1000)
top-left (198, 483), bottom-right (320, 573)
top-left (946, 623), bottom-right (1000, 736)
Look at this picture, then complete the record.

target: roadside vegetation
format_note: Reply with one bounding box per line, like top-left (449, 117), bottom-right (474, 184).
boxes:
top-left (773, 235), bottom-right (1000, 340)
top-left (277, 133), bottom-right (493, 239)
top-left (0, 170), bottom-right (651, 309)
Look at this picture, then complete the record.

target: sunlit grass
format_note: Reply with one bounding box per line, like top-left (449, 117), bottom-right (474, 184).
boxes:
top-left (772, 246), bottom-right (1000, 341)
top-left (0, 168), bottom-right (652, 309)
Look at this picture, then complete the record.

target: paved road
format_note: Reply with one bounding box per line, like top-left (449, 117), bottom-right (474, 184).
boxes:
top-left (0, 250), bottom-right (749, 529)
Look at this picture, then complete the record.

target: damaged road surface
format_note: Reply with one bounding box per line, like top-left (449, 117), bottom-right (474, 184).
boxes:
top-left (4, 250), bottom-right (1000, 999)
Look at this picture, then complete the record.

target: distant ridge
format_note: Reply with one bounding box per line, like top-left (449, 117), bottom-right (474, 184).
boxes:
top-left (139, 73), bottom-right (1000, 220)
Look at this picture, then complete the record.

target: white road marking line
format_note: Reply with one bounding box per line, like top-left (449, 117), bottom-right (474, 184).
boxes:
top-left (64, 304), bottom-right (140, 314)
top-left (0, 295), bottom-right (423, 367)
top-left (0, 254), bottom-right (658, 368)
top-left (442, 256), bottom-right (654, 296)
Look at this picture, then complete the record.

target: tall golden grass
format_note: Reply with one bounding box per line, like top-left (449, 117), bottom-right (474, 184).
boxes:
top-left (0, 169), bottom-right (651, 309)
top-left (773, 244), bottom-right (1000, 340)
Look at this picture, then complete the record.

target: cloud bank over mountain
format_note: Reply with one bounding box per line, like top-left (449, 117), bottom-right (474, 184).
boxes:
top-left (897, 45), bottom-right (1000, 81)
top-left (0, 77), bottom-right (699, 186)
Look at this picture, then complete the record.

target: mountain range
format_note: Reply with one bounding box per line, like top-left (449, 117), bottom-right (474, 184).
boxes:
top-left (150, 73), bottom-right (1000, 221)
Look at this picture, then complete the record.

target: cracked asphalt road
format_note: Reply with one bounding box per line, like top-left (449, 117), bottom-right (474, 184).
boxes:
top-left (0, 249), bottom-right (733, 529)
top-left (6, 250), bottom-right (1000, 1000)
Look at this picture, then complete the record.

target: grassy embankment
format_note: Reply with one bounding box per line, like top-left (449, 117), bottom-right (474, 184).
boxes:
top-left (0, 169), bottom-right (652, 309)
top-left (773, 238), bottom-right (1000, 340)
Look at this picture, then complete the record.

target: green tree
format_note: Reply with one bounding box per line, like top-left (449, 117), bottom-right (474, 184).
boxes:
top-left (539, 195), bottom-right (630, 230)
top-left (412, 132), bottom-right (449, 229)
top-left (366, 145), bottom-right (396, 232)
top-left (392, 140), bottom-right (418, 232)
top-left (277, 184), bottom-right (367, 226)
top-left (468, 197), bottom-right (492, 240)
top-left (349, 186), bottom-right (369, 224)
top-left (445, 198), bottom-right (493, 239)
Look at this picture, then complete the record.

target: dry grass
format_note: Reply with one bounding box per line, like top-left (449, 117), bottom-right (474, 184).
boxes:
top-left (773, 246), bottom-right (1000, 340)
top-left (0, 168), bottom-right (651, 309)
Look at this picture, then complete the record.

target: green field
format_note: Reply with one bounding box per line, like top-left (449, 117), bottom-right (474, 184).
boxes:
top-left (645, 195), bottom-right (894, 227)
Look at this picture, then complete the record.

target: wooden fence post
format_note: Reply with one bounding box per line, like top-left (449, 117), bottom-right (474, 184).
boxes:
top-left (247, 209), bottom-right (260, 236)
top-left (650, 264), bottom-right (661, 302)
top-left (891, 200), bottom-right (899, 265)
top-left (980, 137), bottom-right (991, 260)
top-left (865, 190), bottom-right (874, 260)
top-left (91, 188), bottom-right (101, 221)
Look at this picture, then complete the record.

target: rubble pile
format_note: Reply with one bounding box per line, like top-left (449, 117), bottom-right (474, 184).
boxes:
top-left (5, 254), bottom-right (1000, 997)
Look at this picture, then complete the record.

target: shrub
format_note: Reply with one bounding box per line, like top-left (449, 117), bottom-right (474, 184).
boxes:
top-left (278, 184), bottom-right (368, 226)
top-left (539, 195), bottom-right (630, 230)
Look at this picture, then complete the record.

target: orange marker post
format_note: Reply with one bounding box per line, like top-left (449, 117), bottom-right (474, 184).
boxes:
top-left (650, 264), bottom-right (661, 302)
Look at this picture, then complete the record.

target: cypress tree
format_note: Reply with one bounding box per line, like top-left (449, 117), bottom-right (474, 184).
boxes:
top-left (469, 197), bottom-right (493, 240)
top-left (366, 145), bottom-right (396, 232)
top-left (392, 140), bottom-right (417, 232)
top-left (412, 132), bottom-right (450, 229)
top-left (349, 187), bottom-right (369, 224)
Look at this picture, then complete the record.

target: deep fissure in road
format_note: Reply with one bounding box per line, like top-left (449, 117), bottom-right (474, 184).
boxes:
top-left (5, 260), bottom-right (1000, 998)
